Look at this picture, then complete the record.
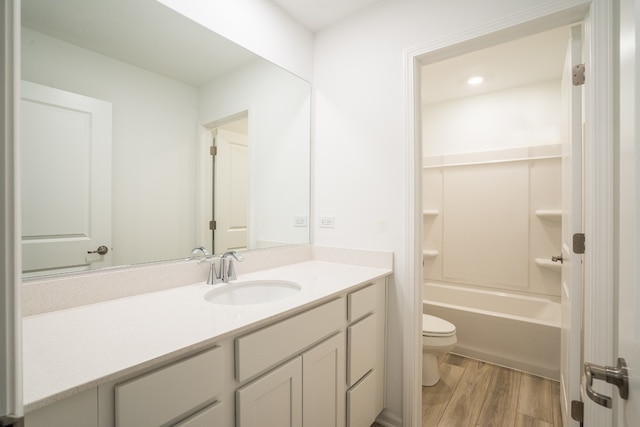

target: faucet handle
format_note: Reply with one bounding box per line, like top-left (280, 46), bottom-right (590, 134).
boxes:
top-left (220, 251), bottom-right (244, 281)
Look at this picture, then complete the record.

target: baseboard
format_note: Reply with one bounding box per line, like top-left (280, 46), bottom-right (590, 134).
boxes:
top-left (452, 348), bottom-right (560, 381)
top-left (375, 409), bottom-right (402, 427)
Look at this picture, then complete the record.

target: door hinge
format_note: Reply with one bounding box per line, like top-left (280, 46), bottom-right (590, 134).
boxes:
top-left (571, 400), bottom-right (584, 423)
top-left (573, 233), bottom-right (585, 254)
top-left (210, 146), bottom-right (217, 156)
top-left (573, 63), bottom-right (585, 86)
top-left (209, 220), bottom-right (216, 231)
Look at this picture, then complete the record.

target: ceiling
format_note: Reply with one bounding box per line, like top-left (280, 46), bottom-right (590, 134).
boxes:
top-left (268, 0), bottom-right (570, 106)
top-left (422, 26), bottom-right (571, 105)
top-left (23, 0), bottom-right (570, 102)
top-left (22, 0), bottom-right (258, 87)
top-left (271, 0), bottom-right (384, 32)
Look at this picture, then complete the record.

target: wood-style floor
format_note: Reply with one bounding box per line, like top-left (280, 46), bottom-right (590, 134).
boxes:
top-left (421, 354), bottom-right (562, 427)
top-left (370, 354), bottom-right (562, 427)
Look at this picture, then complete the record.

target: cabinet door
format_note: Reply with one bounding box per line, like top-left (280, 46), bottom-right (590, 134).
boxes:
top-left (302, 333), bottom-right (346, 427)
top-left (236, 357), bottom-right (302, 427)
top-left (24, 388), bottom-right (98, 427)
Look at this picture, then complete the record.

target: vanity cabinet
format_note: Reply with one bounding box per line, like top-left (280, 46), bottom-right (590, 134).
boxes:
top-left (25, 277), bottom-right (387, 427)
top-left (236, 279), bottom-right (386, 427)
top-left (235, 298), bottom-right (346, 427)
top-left (236, 332), bottom-right (346, 427)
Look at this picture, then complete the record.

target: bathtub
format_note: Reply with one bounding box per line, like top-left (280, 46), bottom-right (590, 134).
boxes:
top-left (423, 282), bottom-right (561, 380)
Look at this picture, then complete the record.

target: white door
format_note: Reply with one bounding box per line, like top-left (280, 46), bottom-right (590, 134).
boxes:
top-left (614, 0), bottom-right (639, 422)
top-left (559, 24), bottom-right (584, 426)
top-left (213, 127), bottom-right (248, 253)
top-left (21, 81), bottom-right (112, 275)
top-left (582, 0), bottom-right (638, 423)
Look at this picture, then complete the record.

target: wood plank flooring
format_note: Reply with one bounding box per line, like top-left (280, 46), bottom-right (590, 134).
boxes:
top-left (370, 354), bottom-right (561, 427)
top-left (421, 354), bottom-right (562, 427)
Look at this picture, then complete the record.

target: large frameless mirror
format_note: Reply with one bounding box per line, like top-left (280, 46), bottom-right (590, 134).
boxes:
top-left (20, 0), bottom-right (310, 278)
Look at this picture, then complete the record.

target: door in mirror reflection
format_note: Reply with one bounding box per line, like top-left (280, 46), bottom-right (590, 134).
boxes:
top-left (213, 117), bottom-right (249, 253)
top-left (21, 81), bottom-right (113, 276)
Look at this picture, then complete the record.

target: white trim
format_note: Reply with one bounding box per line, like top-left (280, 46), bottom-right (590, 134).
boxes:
top-left (403, 46), bottom-right (423, 427)
top-left (403, 1), bottom-right (603, 425)
top-left (422, 144), bottom-right (562, 168)
top-left (0, 0), bottom-right (23, 418)
top-left (582, 0), bottom-right (615, 425)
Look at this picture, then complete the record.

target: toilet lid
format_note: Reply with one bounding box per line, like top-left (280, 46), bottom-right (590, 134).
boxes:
top-left (422, 314), bottom-right (456, 337)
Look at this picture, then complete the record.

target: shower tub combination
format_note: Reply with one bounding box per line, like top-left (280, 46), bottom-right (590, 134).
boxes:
top-left (423, 281), bottom-right (561, 380)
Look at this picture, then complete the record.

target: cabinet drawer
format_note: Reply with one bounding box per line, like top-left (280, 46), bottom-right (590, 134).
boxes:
top-left (236, 298), bottom-right (345, 381)
top-left (347, 370), bottom-right (377, 427)
top-left (173, 400), bottom-right (225, 427)
top-left (348, 284), bottom-right (376, 322)
top-left (347, 314), bottom-right (376, 386)
top-left (115, 346), bottom-right (222, 427)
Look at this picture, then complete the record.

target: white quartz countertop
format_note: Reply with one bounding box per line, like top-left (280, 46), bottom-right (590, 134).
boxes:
top-left (23, 260), bottom-right (391, 411)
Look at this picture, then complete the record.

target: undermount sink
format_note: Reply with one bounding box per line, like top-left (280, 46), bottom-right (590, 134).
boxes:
top-left (203, 280), bottom-right (301, 305)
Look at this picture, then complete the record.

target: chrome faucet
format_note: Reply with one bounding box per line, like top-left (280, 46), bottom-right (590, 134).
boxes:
top-left (219, 251), bottom-right (244, 282)
top-left (190, 246), bottom-right (210, 259)
top-left (189, 247), bottom-right (218, 285)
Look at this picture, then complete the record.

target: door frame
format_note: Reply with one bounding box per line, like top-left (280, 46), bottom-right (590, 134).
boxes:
top-left (403, 0), bottom-right (614, 425)
top-left (0, 0), bottom-right (23, 422)
top-left (197, 109), bottom-right (253, 254)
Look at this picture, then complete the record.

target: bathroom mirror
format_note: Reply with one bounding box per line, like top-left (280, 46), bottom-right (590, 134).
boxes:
top-left (20, 0), bottom-right (310, 278)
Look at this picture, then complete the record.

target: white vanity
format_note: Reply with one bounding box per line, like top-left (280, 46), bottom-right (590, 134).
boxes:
top-left (22, 249), bottom-right (391, 427)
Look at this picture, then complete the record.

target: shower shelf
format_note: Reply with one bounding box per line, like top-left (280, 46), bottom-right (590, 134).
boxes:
top-left (535, 210), bottom-right (562, 222)
top-left (535, 258), bottom-right (561, 271)
top-left (423, 209), bottom-right (439, 217)
top-left (423, 250), bottom-right (439, 258)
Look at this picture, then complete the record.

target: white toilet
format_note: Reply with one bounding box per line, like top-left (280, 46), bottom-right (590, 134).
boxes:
top-left (422, 314), bottom-right (457, 386)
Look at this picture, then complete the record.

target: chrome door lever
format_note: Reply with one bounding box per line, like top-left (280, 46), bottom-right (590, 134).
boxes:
top-left (87, 245), bottom-right (109, 255)
top-left (584, 358), bottom-right (629, 408)
top-left (551, 254), bottom-right (564, 263)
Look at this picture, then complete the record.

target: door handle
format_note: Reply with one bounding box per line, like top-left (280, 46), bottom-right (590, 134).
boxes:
top-left (584, 358), bottom-right (629, 408)
top-left (551, 254), bottom-right (564, 263)
top-left (87, 245), bottom-right (109, 255)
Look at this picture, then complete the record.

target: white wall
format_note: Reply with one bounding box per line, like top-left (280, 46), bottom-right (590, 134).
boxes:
top-left (422, 81), bottom-right (562, 299)
top-left (313, 0), bottom-right (585, 422)
top-left (21, 28), bottom-right (199, 266)
top-left (156, 0), bottom-right (314, 82)
top-left (198, 59), bottom-right (311, 249)
top-left (422, 80), bottom-right (562, 157)
top-left (423, 155), bottom-right (562, 298)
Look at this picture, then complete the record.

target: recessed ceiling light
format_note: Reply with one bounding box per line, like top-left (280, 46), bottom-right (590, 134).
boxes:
top-left (467, 76), bottom-right (484, 85)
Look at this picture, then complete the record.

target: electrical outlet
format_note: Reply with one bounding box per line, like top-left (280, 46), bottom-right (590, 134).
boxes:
top-left (319, 216), bottom-right (335, 228)
top-left (293, 215), bottom-right (308, 227)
